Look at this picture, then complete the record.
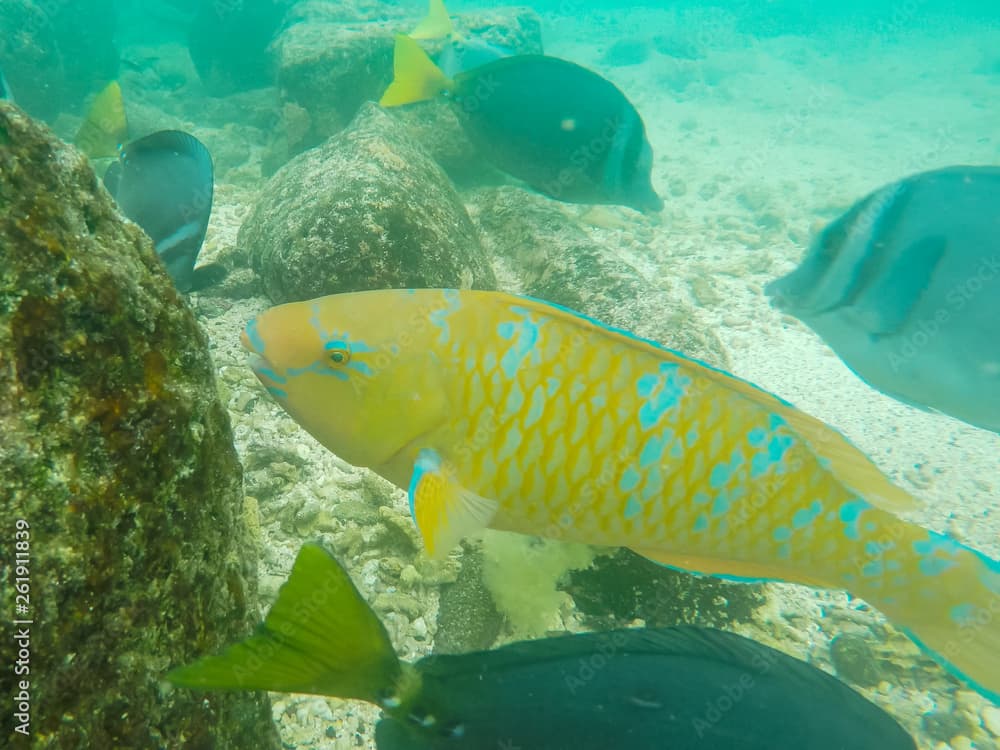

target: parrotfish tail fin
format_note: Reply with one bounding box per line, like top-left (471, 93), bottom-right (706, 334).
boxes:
top-left (380, 34), bottom-right (454, 107)
top-left (167, 543), bottom-right (404, 704)
top-left (409, 0), bottom-right (454, 40)
top-left (74, 81), bottom-right (129, 159)
top-left (408, 448), bottom-right (498, 559)
top-left (855, 522), bottom-right (1000, 703)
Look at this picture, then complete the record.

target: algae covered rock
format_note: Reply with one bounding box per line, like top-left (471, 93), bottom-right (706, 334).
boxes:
top-left (467, 186), bottom-right (730, 369)
top-left (0, 104), bottom-right (277, 749)
top-left (241, 102), bottom-right (496, 303)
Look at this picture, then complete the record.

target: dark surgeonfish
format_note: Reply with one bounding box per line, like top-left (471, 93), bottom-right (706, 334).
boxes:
top-left (170, 543), bottom-right (916, 750)
top-left (103, 130), bottom-right (226, 293)
top-left (766, 166), bottom-right (1000, 433)
top-left (380, 35), bottom-right (663, 214)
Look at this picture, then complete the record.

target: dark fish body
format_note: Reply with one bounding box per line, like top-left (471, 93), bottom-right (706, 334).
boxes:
top-left (169, 544), bottom-right (915, 750)
top-left (766, 166), bottom-right (1000, 433)
top-left (452, 55), bottom-right (663, 213)
top-left (0, 68), bottom-right (12, 102)
top-left (378, 626), bottom-right (915, 750)
top-left (104, 129), bottom-right (224, 292)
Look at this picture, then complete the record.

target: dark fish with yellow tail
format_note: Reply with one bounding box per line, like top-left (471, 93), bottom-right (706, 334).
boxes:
top-left (169, 543), bottom-right (916, 750)
top-left (380, 35), bottom-right (663, 214)
top-left (766, 166), bottom-right (1000, 433)
top-left (103, 130), bottom-right (226, 293)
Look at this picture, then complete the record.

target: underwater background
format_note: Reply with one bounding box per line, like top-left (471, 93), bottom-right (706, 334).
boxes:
top-left (2, 0), bottom-right (1000, 748)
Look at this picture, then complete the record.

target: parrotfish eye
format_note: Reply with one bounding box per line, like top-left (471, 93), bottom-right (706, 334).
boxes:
top-left (326, 341), bottom-right (351, 366)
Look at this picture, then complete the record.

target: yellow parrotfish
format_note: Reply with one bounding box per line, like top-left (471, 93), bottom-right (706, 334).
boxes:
top-left (241, 288), bottom-right (1000, 703)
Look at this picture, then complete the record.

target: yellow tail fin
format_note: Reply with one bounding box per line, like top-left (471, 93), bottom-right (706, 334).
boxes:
top-left (74, 81), bottom-right (128, 159)
top-left (167, 544), bottom-right (404, 703)
top-left (409, 0), bottom-right (454, 40)
top-left (854, 522), bottom-right (1000, 704)
top-left (380, 34), bottom-right (453, 107)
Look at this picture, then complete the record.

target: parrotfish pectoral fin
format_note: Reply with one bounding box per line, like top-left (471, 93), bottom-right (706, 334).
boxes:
top-left (379, 34), bottom-right (454, 107)
top-left (409, 0), bottom-right (454, 40)
top-left (167, 543), bottom-right (403, 704)
top-left (409, 448), bottom-right (498, 559)
top-left (629, 547), bottom-right (831, 589)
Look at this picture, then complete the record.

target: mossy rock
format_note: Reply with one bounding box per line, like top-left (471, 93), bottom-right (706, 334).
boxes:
top-left (241, 103), bottom-right (496, 303)
top-left (0, 103), bottom-right (277, 749)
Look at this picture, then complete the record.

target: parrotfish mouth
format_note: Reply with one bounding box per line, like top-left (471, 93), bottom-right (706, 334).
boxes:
top-left (239, 326), bottom-right (287, 397)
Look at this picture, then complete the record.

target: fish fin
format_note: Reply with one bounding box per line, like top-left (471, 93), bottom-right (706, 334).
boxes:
top-left (167, 543), bottom-right (403, 703)
top-left (851, 236), bottom-right (947, 337)
top-left (74, 81), bottom-right (128, 159)
top-left (380, 34), bottom-right (453, 107)
top-left (187, 263), bottom-right (229, 293)
top-left (861, 530), bottom-right (1000, 704)
top-left (629, 547), bottom-right (831, 588)
top-left (409, 0), bottom-right (454, 40)
top-left (102, 159), bottom-right (122, 197)
top-left (408, 448), bottom-right (497, 559)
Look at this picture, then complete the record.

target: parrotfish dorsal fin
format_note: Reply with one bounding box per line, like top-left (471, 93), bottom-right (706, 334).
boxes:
top-left (167, 543), bottom-right (404, 703)
top-left (409, 0), bottom-right (454, 40)
top-left (501, 293), bottom-right (920, 514)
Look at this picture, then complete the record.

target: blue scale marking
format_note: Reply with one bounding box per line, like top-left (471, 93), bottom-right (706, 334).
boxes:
top-left (636, 362), bottom-right (691, 430)
top-left (619, 467), bottom-right (641, 492)
top-left (428, 289), bottom-right (462, 344)
top-left (792, 499), bottom-right (824, 530)
top-left (407, 448), bottom-right (442, 520)
top-left (524, 385), bottom-right (546, 428)
top-left (244, 319), bottom-right (267, 354)
top-left (497, 308), bottom-right (544, 378)
top-left (624, 497), bottom-right (642, 519)
top-left (639, 434), bottom-right (668, 468)
top-left (838, 498), bottom-right (870, 541)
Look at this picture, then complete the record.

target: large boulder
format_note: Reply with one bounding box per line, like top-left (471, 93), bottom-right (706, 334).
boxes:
top-left (241, 102), bottom-right (497, 303)
top-left (0, 104), bottom-right (278, 748)
top-left (467, 186), bottom-right (731, 369)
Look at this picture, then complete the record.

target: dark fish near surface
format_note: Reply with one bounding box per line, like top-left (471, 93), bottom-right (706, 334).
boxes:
top-left (766, 166), bottom-right (1000, 433)
top-left (169, 543), bottom-right (916, 750)
top-left (381, 35), bottom-right (663, 214)
top-left (103, 129), bottom-right (225, 293)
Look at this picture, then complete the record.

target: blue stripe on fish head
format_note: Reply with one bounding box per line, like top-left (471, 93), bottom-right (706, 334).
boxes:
top-left (244, 318), bottom-right (267, 354)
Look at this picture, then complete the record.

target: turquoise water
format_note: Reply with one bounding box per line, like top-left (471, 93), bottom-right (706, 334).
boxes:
top-left (3, 1), bottom-right (1000, 748)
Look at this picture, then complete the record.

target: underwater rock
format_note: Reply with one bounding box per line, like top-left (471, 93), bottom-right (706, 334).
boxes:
top-left (921, 710), bottom-right (977, 744)
top-left (0, 0), bottom-right (118, 119)
top-left (563, 549), bottom-right (765, 630)
top-left (600, 38), bottom-right (652, 67)
top-left (467, 186), bottom-right (731, 369)
top-left (435, 544), bottom-right (505, 654)
top-left (240, 102), bottom-right (496, 303)
top-left (829, 633), bottom-right (884, 687)
top-left (0, 104), bottom-right (277, 748)
top-left (269, 4), bottom-right (542, 164)
top-left (188, 0), bottom-right (293, 95)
